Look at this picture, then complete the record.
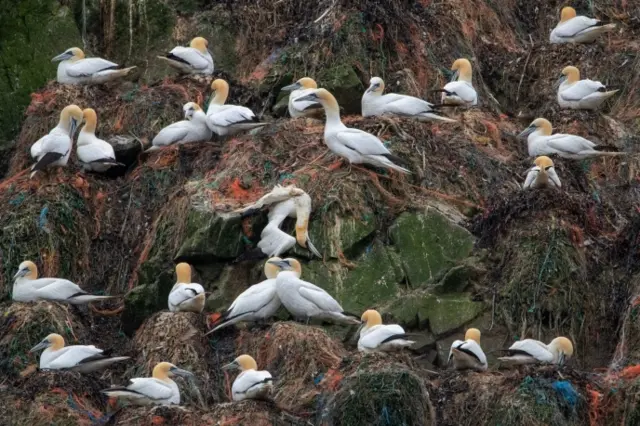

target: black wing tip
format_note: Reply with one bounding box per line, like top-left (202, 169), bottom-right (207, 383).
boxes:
top-left (595, 145), bottom-right (620, 152)
top-left (382, 153), bottom-right (410, 167)
top-left (165, 53), bottom-right (191, 65)
top-left (379, 333), bottom-right (411, 345)
top-left (32, 152), bottom-right (65, 173)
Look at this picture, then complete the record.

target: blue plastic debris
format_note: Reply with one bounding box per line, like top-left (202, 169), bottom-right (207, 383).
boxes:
top-left (38, 206), bottom-right (49, 230)
top-left (552, 380), bottom-right (578, 408)
top-left (314, 373), bottom-right (325, 385)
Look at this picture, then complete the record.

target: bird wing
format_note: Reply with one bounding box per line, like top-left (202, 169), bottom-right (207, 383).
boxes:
top-left (359, 324), bottom-right (406, 349)
top-left (167, 47), bottom-right (211, 70)
top-left (560, 80), bottom-right (604, 101)
top-left (31, 136), bottom-right (47, 159)
top-left (66, 58), bottom-right (119, 77)
top-left (48, 345), bottom-right (103, 369)
top-left (443, 81), bottom-right (477, 103)
top-left (169, 284), bottom-right (204, 306)
top-left (227, 280), bottom-right (277, 314)
top-left (235, 186), bottom-right (299, 213)
top-left (457, 339), bottom-right (487, 365)
top-left (546, 134), bottom-right (596, 154)
top-left (33, 278), bottom-right (86, 300)
top-left (547, 167), bottom-right (562, 187)
top-left (207, 105), bottom-right (257, 128)
top-left (448, 339), bottom-right (465, 363)
top-left (291, 89), bottom-right (321, 112)
top-left (523, 167), bottom-right (539, 189)
top-left (297, 280), bottom-right (344, 312)
top-left (41, 133), bottom-right (71, 155)
top-left (554, 16), bottom-right (600, 37)
top-left (232, 370), bottom-right (273, 396)
top-left (257, 224), bottom-right (296, 257)
top-left (381, 94), bottom-right (434, 115)
top-left (335, 129), bottom-right (391, 156)
top-left (509, 339), bottom-right (553, 362)
top-left (152, 121), bottom-right (191, 146)
top-left (77, 140), bottom-right (116, 163)
top-left (127, 378), bottom-right (174, 400)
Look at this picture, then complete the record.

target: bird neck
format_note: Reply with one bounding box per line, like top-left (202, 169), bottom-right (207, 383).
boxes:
top-left (211, 89), bottom-right (228, 106)
top-left (323, 106), bottom-right (342, 128)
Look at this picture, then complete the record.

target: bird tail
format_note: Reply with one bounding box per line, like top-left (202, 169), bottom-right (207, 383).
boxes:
top-left (375, 154), bottom-right (411, 174)
top-left (68, 294), bottom-right (121, 304)
top-left (145, 145), bottom-right (161, 152)
top-left (418, 112), bottom-right (457, 123)
top-left (113, 66), bottom-right (137, 78)
top-left (101, 388), bottom-right (143, 399)
top-left (234, 122), bottom-right (268, 131)
top-left (204, 309), bottom-right (259, 336)
top-left (594, 151), bottom-right (626, 157)
top-left (70, 356), bottom-right (130, 373)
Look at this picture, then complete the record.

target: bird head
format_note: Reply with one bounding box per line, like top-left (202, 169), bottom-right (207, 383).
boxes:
top-left (222, 354), bottom-right (258, 372)
top-left (14, 260), bottom-right (38, 280)
top-left (30, 333), bottom-right (65, 352)
top-left (52, 47), bottom-right (85, 62)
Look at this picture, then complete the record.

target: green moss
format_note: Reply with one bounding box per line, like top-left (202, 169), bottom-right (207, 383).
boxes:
top-left (0, 3), bottom-right (81, 145)
top-left (318, 64), bottom-right (365, 114)
top-left (385, 290), bottom-right (484, 335)
top-left (389, 209), bottom-right (475, 288)
top-left (177, 210), bottom-right (245, 261)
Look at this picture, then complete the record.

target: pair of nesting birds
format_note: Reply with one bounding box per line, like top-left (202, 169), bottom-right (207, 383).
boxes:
top-left (149, 79), bottom-right (265, 151)
top-left (13, 260), bottom-right (119, 304)
top-left (30, 105), bottom-right (121, 178)
top-left (52, 37), bottom-right (213, 85)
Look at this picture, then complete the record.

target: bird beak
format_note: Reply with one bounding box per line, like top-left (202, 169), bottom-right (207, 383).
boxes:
top-left (267, 259), bottom-right (289, 269)
top-left (170, 366), bottom-right (194, 378)
top-left (14, 268), bottom-right (28, 279)
top-left (450, 70), bottom-right (460, 82)
top-left (52, 51), bottom-right (72, 62)
top-left (355, 321), bottom-right (365, 336)
top-left (518, 125), bottom-right (535, 138)
top-left (69, 118), bottom-right (78, 137)
top-left (30, 341), bottom-right (49, 352)
top-left (295, 94), bottom-right (316, 103)
top-left (558, 352), bottom-right (566, 366)
top-left (365, 84), bottom-right (379, 93)
top-left (221, 361), bottom-right (239, 371)
top-left (281, 82), bottom-right (301, 92)
top-left (553, 76), bottom-right (566, 90)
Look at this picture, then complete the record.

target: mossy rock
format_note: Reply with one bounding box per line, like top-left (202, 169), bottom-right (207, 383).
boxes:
top-left (327, 368), bottom-right (433, 425)
top-left (389, 208), bottom-right (475, 287)
top-left (318, 64), bottom-right (365, 115)
top-left (0, 3), bottom-right (82, 146)
top-left (304, 240), bottom-right (403, 314)
top-left (385, 290), bottom-right (485, 336)
top-left (177, 210), bottom-right (245, 261)
top-left (204, 261), bottom-right (261, 313)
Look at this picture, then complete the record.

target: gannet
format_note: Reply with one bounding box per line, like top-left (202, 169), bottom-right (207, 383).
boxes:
top-left (236, 185), bottom-right (321, 258)
top-left (362, 77), bottom-right (456, 122)
top-left (102, 362), bottom-right (193, 405)
top-left (205, 79), bottom-right (267, 136)
top-left (280, 77), bottom-right (322, 118)
top-left (148, 102), bottom-right (212, 151)
top-left (519, 118), bottom-right (624, 159)
top-left (295, 89), bottom-right (409, 173)
top-left (13, 260), bottom-right (119, 304)
top-left (168, 262), bottom-right (205, 313)
top-left (523, 156), bottom-right (561, 190)
top-left (222, 354), bottom-right (274, 401)
top-left (30, 104), bottom-right (83, 178)
top-left (76, 108), bottom-right (122, 172)
top-left (448, 328), bottom-right (488, 371)
top-left (52, 47), bottom-right (136, 85)
top-left (550, 7), bottom-right (616, 44)
top-left (557, 66), bottom-right (618, 110)
top-left (157, 37), bottom-right (214, 75)
top-left (268, 258), bottom-right (360, 324)
top-left (357, 309), bottom-right (414, 353)
top-left (30, 333), bottom-right (129, 373)
top-left (438, 59), bottom-right (478, 107)
top-left (498, 337), bottom-right (574, 366)
top-left (205, 258), bottom-right (284, 335)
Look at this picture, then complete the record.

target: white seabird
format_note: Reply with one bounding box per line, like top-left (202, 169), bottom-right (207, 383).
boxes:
top-left (438, 58), bottom-right (478, 107)
top-left (102, 362), bottom-right (193, 405)
top-left (448, 328), bottom-right (488, 371)
top-left (205, 79), bottom-right (267, 136)
top-left (235, 184), bottom-right (321, 258)
top-left (77, 108), bottom-right (122, 172)
top-left (148, 102), bottom-right (212, 151)
top-left (168, 262), bottom-right (206, 313)
top-left (523, 156), bottom-right (561, 190)
top-left (157, 37), bottom-right (214, 75)
top-left (519, 118), bottom-right (624, 159)
top-left (498, 336), bottom-right (574, 366)
top-left (280, 77), bottom-right (323, 118)
top-left (550, 7), bottom-right (616, 44)
top-left (362, 77), bottom-right (456, 122)
top-left (205, 258), bottom-right (284, 335)
top-left (267, 258), bottom-right (360, 324)
top-left (295, 89), bottom-right (410, 173)
top-left (12, 260), bottom-right (119, 304)
top-left (30, 333), bottom-right (129, 373)
top-left (222, 354), bottom-right (274, 401)
top-left (557, 66), bottom-right (618, 110)
top-left (52, 48), bottom-right (136, 85)
top-left (357, 309), bottom-right (414, 353)
top-left (30, 104), bottom-right (83, 178)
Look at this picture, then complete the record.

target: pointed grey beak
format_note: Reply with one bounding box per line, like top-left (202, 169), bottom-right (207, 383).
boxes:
top-left (553, 76), bottom-right (567, 90)
top-left (52, 52), bottom-right (72, 62)
top-left (281, 82), bottom-right (302, 92)
top-left (518, 125), bottom-right (536, 138)
top-left (267, 259), bottom-right (290, 270)
top-left (30, 341), bottom-right (50, 352)
top-left (170, 366), bottom-right (194, 378)
top-left (221, 361), bottom-right (239, 371)
top-left (365, 84), bottom-right (380, 93)
top-left (451, 70), bottom-right (460, 82)
top-left (14, 268), bottom-right (28, 280)
top-left (69, 118), bottom-right (78, 137)
top-left (355, 321), bottom-right (365, 337)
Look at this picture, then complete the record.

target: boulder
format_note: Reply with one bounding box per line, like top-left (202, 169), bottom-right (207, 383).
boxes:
top-left (318, 64), bottom-right (365, 115)
top-left (177, 210), bottom-right (246, 261)
top-left (389, 208), bottom-right (475, 287)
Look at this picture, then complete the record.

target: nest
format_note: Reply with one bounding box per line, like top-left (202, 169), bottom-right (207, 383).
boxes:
top-left (133, 311), bottom-right (214, 406)
top-left (0, 301), bottom-right (87, 378)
